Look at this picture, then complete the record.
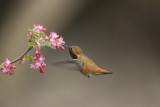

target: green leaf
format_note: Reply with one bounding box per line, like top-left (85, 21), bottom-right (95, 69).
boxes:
top-left (27, 56), bottom-right (34, 62)
top-left (44, 41), bottom-right (52, 47)
top-left (0, 66), bottom-right (2, 70)
top-left (28, 29), bottom-right (39, 36)
top-left (28, 42), bottom-right (37, 48)
top-left (40, 42), bottom-right (45, 46)
top-left (39, 32), bottom-right (45, 37)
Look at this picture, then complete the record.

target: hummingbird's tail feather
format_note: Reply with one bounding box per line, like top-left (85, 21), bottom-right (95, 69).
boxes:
top-left (102, 71), bottom-right (113, 74)
top-left (95, 68), bottom-right (113, 75)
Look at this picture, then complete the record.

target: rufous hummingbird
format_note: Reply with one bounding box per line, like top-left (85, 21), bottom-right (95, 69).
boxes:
top-left (53, 45), bottom-right (112, 77)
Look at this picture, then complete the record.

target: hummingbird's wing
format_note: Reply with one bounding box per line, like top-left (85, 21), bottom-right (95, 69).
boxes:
top-left (51, 60), bottom-right (84, 71)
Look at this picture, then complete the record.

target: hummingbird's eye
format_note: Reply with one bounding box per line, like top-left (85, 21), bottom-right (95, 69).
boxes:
top-left (70, 48), bottom-right (73, 51)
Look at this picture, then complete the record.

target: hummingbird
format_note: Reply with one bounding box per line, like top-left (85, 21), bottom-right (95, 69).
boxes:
top-left (52, 45), bottom-right (112, 77)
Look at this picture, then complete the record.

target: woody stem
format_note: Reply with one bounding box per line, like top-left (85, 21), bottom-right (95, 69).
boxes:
top-left (10, 47), bottom-right (33, 64)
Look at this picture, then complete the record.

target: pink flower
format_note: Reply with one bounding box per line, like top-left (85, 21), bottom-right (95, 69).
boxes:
top-left (38, 55), bottom-right (45, 63)
top-left (33, 24), bottom-right (46, 34)
top-left (59, 45), bottom-right (65, 50)
top-left (35, 49), bottom-right (41, 57)
top-left (48, 32), bottom-right (65, 50)
top-left (57, 37), bottom-right (65, 50)
top-left (50, 32), bottom-right (59, 39)
top-left (30, 49), bottom-right (46, 73)
top-left (1, 58), bottom-right (16, 75)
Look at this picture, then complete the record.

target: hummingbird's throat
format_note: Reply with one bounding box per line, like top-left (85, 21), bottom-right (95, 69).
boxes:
top-left (69, 50), bottom-right (78, 59)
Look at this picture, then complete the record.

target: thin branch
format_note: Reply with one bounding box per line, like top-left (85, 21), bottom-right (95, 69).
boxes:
top-left (10, 47), bottom-right (33, 64)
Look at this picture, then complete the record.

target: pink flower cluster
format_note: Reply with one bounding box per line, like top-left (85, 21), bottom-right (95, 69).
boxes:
top-left (30, 49), bottom-right (46, 73)
top-left (0, 59), bottom-right (16, 75)
top-left (0, 24), bottom-right (66, 75)
top-left (48, 32), bottom-right (65, 50)
top-left (32, 25), bottom-right (65, 50)
top-left (33, 24), bottom-right (46, 34)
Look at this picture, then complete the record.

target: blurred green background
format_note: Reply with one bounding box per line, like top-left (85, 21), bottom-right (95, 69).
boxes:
top-left (0, 0), bottom-right (160, 107)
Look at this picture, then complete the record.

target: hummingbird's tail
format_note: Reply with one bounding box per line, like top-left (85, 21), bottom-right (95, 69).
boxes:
top-left (101, 69), bottom-right (113, 74)
top-left (93, 68), bottom-right (113, 75)
top-left (103, 71), bottom-right (113, 74)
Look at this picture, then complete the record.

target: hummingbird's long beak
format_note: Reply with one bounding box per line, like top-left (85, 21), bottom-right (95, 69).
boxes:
top-left (63, 44), bottom-right (69, 48)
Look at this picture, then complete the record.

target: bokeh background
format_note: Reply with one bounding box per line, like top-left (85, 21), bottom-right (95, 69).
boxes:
top-left (0, 0), bottom-right (160, 107)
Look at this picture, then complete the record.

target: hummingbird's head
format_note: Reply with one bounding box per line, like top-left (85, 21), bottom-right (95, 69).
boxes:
top-left (68, 46), bottom-right (83, 59)
top-left (62, 45), bottom-right (83, 59)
